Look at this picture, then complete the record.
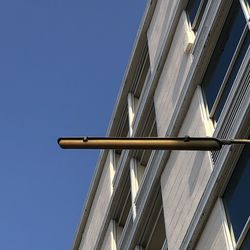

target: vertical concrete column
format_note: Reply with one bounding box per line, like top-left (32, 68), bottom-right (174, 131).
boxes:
top-left (111, 219), bottom-right (123, 250)
top-left (130, 158), bottom-right (139, 220)
top-left (79, 150), bottom-right (118, 250)
top-left (127, 93), bottom-right (144, 220)
top-left (130, 157), bottom-right (145, 221)
top-left (127, 93), bottom-right (136, 136)
top-left (100, 220), bottom-right (117, 250)
top-left (109, 150), bottom-right (116, 193)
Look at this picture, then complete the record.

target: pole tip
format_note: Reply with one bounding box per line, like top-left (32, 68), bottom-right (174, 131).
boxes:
top-left (57, 138), bottom-right (64, 148)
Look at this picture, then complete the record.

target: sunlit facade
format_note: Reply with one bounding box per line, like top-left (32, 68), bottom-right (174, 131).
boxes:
top-left (73, 0), bottom-right (250, 249)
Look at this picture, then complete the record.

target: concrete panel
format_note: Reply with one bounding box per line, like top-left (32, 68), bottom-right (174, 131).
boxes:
top-left (147, 0), bottom-right (178, 71)
top-left (196, 200), bottom-right (233, 250)
top-left (160, 88), bottom-right (214, 250)
top-left (154, 11), bottom-right (195, 137)
top-left (79, 151), bottom-right (114, 250)
top-left (100, 221), bottom-right (116, 250)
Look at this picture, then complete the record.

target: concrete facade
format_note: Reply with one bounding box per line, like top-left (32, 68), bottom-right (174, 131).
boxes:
top-left (73, 0), bottom-right (250, 249)
top-left (79, 151), bottom-right (115, 250)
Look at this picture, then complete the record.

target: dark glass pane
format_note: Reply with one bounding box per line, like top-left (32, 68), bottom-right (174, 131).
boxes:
top-left (240, 230), bottom-right (250, 250)
top-left (214, 31), bottom-right (250, 120)
top-left (186, 0), bottom-right (201, 24)
top-left (146, 211), bottom-right (166, 250)
top-left (223, 142), bottom-right (250, 240)
top-left (194, 0), bottom-right (208, 30)
top-left (202, 0), bottom-right (245, 116)
top-left (186, 0), bottom-right (208, 30)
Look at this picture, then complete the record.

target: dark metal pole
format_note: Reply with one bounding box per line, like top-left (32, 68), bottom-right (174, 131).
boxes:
top-left (58, 136), bottom-right (225, 151)
top-left (57, 136), bottom-right (250, 151)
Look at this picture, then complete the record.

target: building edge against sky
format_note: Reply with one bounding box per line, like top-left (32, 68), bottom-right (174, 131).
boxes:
top-left (72, 0), bottom-right (250, 249)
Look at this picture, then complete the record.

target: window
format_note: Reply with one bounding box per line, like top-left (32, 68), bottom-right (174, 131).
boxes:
top-left (113, 173), bottom-right (132, 245)
top-left (137, 188), bottom-right (167, 250)
top-left (113, 149), bottom-right (121, 171)
top-left (116, 106), bottom-right (129, 137)
top-left (186, 0), bottom-right (208, 31)
top-left (129, 103), bottom-right (158, 220)
top-left (132, 44), bottom-right (150, 102)
top-left (201, 0), bottom-right (250, 122)
top-left (113, 105), bottom-right (129, 171)
top-left (128, 43), bottom-right (151, 130)
top-left (223, 139), bottom-right (250, 248)
top-left (133, 104), bottom-right (157, 170)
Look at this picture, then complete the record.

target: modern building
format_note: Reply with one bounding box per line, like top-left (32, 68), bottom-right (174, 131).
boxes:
top-left (72, 0), bottom-right (250, 249)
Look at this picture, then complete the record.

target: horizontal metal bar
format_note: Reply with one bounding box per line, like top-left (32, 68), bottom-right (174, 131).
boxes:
top-left (57, 136), bottom-right (223, 151)
top-left (220, 138), bottom-right (250, 145)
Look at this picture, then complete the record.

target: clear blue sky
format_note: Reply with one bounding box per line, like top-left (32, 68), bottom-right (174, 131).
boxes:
top-left (0, 1), bottom-right (146, 249)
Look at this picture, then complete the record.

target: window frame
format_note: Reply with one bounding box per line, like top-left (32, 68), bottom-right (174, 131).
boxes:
top-left (236, 216), bottom-right (250, 249)
top-left (222, 138), bottom-right (250, 249)
top-left (209, 25), bottom-right (249, 119)
top-left (186, 0), bottom-right (208, 31)
top-left (137, 188), bottom-right (167, 250)
top-left (201, 0), bottom-right (250, 123)
top-left (240, 0), bottom-right (250, 24)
